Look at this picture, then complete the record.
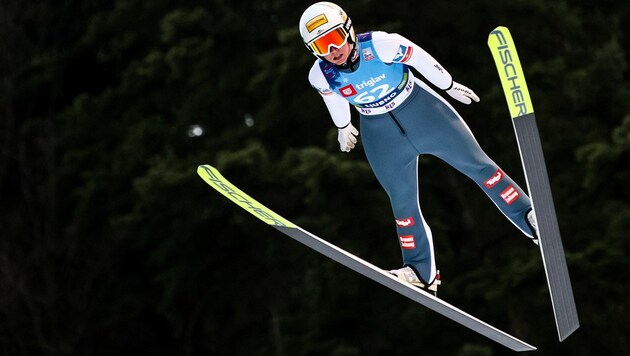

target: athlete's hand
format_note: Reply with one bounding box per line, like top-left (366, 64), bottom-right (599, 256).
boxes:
top-left (338, 123), bottom-right (359, 152)
top-left (446, 82), bottom-right (480, 104)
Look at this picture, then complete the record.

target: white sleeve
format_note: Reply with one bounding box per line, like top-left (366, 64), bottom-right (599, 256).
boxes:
top-left (308, 63), bottom-right (352, 128)
top-left (371, 31), bottom-right (453, 90)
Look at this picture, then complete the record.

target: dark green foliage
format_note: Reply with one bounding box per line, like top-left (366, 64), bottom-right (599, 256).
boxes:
top-left (1, 0), bottom-right (629, 355)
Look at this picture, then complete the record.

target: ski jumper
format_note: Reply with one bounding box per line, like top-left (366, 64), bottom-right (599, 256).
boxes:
top-left (308, 31), bottom-right (535, 285)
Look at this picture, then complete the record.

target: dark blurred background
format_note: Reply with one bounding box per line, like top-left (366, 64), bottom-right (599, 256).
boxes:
top-left (1, 0), bottom-right (628, 355)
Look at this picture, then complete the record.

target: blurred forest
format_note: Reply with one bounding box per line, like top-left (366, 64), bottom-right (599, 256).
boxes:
top-left (1, 0), bottom-right (629, 355)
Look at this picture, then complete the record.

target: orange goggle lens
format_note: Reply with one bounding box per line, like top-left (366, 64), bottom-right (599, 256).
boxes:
top-left (309, 26), bottom-right (349, 56)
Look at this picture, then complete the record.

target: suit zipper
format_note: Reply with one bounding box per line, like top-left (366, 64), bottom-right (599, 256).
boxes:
top-left (388, 112), bottom-right (407, 136)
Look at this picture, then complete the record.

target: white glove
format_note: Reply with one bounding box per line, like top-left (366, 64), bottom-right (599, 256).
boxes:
top-left (446, 81), bottom-right (480, 104)
top-left (337, 123), bottom-right (359, 152)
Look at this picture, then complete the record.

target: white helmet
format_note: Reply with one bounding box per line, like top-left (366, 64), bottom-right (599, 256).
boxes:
top-left (299, 2), bottom-right (356, 58)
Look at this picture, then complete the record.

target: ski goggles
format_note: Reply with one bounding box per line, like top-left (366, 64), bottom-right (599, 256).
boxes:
top-left (307, 25), bottom-right (349, 56)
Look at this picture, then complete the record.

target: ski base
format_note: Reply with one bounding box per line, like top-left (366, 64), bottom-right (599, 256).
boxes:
top-left (197, 164), bottom-right (536, 352)
top-left (488, 26), bottom-right (580, 341)
top-left (513, 114), bottom-right (580, 340)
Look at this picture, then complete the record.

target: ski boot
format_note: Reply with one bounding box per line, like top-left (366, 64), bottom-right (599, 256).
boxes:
top-left (389, 266), bottom-right (441, 296)
top-left (526, 209), bottom-right (539, 245)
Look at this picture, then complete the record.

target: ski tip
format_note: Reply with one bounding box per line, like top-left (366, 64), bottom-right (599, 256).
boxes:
top-left (196, 164), bottom-right (297, 229)
top-left (491, 25), bottom-right (509, 33)
top-left (487, 25), bottom-right (534, 119)
top-left (197, 164), bottom-right (215, 172)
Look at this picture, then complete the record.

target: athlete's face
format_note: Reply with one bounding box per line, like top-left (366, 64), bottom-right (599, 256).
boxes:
top-left (324, 42), bottom-right (352, 65)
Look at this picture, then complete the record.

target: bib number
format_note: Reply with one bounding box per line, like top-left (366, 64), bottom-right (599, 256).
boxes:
top-left (353, 84), bottom-right (395, 104)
